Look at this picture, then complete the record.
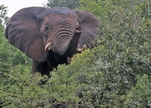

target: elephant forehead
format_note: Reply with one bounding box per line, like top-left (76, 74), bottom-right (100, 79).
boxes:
top-left (45, 15), bottom-right (78, 26)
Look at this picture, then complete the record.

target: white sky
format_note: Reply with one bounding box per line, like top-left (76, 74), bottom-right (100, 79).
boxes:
top-left (1, 0), bottom-right (48, 17)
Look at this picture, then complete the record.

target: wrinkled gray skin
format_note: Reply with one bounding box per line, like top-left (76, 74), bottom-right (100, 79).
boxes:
top-left (5, 7), bottom-right (100, 76)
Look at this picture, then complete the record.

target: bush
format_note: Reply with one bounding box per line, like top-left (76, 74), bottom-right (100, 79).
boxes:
top-left (124, 74), bottom-right (151, 108)
top-left (1, 0), bottom-right (151, 107)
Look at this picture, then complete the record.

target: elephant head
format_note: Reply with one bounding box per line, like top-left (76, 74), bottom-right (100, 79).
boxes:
top-left (38, 7), bottom-right (82, 56)
top-left (5, 7), bottom-right (100, 75)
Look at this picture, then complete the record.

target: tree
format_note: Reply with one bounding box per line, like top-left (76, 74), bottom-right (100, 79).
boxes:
top-left (0, 5), bottom-right (9, 25)
top-left (46, 0), bottom-right (80, 9)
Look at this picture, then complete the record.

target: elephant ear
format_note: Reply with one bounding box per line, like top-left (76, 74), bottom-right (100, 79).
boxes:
top-left (74, 10), bottom-right (100, 49)
top-left (5, 7), bottom-right (47, 62)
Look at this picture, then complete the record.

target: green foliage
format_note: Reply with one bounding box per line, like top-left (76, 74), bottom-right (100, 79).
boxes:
top-left (0, 5), bottom-right (9, 25)
top-left (46, 0), bottom-right (80, 9)
top-left (1, 0), bottom-right (151, 107)
top-left (124, 74), bottom-right (151, 108)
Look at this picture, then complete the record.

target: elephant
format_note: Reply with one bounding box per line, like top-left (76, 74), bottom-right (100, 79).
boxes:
top-left (5, 6), bottom-right (100, 76)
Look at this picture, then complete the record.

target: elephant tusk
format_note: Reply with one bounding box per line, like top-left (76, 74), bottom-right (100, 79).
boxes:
top-left (77, 44), bottom-right (86, 53)
top-left (45, 42), bottom-right (51, 51)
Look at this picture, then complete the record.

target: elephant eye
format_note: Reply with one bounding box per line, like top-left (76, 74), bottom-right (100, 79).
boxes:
top-left (44, 25), bottom-right (49, 32)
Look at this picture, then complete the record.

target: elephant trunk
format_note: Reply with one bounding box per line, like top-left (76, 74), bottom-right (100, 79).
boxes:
top-left (45, 21), bottom-right (76, 55)
top-left (64, 29), bottom-right (81, 57)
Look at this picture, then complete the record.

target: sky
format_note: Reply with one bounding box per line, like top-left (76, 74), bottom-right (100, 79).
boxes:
top-left (1, 0), bottom-right (48, 17)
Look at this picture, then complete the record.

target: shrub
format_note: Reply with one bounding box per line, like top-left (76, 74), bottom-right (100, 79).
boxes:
top-left (1, 0), bottom-right (151, 107)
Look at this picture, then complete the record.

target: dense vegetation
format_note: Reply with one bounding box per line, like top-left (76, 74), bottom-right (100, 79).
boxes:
top-left (1, 0), bottom-right (151, 107)
top-left (46, 0), bottom-right (80, 9)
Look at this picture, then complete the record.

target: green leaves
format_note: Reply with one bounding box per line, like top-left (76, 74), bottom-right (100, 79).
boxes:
top-left (0, 5), bottom-right (9, 25)
top-left (46, 0), bottom-right (80, 9)
top-left (124, 74), bottom-right (151, 107)
top-left (1, 1), bottom-right (151, 107)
